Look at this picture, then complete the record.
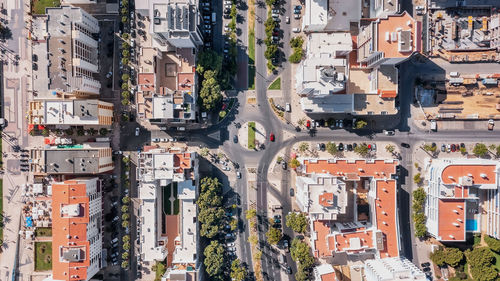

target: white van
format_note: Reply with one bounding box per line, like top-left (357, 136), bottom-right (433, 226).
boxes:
top-left (285, 103), bottom-right (291, 112)
top-left (449, 72), bottom-right (460, 77)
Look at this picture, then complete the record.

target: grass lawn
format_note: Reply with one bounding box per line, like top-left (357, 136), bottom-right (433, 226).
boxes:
top-left (268, 77), bottom-right (281, 90)
top-left (173, 199), bottom-right (179, 215)
top-left (493, 251), bottom-right (500, 271)
top-left (248, 30), bottom-right (255, 64)
top-left (248, 65), bottom-right (255, 90)
top-left (34, 242), bottom-right (52, 271)
top-left (248, 122), bottom-right (256, 150)
top-left (154, 261), bottom-right (166, 281)
top-left (35, 227), bottom-right (52, 237)
top-left (32, 0), bottom-right (60, 15)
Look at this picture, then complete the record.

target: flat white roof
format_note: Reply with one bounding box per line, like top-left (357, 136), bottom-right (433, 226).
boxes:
top-left (172, 198), bottom-right (197, 264)
top-left (152, 96), bottom-right (174, 119)
top-left (44, 100), bottom-right (99, 125)
top-left (300, 94), bottom-right (354, 113)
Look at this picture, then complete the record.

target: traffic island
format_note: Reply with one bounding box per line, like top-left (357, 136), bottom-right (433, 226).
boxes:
top-left (238, 121), bottom-right (266, 150)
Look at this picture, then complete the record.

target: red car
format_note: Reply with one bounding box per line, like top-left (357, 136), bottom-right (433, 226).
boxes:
top-left (270, 133), bottom-right (275, 142)
top-left (306, 120), bottom-right (311, 128)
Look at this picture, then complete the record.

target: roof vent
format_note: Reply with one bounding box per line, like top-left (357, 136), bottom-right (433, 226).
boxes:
top-left (453, 209), bottom-right (459, 214)
top-left (452, 222), bottom-right (460, 226)
top-left (449, 235), bottom-right (455, 239)
top-left (480, 173), bottom-right (487, 178)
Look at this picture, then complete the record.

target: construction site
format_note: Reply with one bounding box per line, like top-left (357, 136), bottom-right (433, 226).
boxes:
top-left (416, 74), bottom-right (500, 120)
top-left (426, 6), bottom-right (499, 62)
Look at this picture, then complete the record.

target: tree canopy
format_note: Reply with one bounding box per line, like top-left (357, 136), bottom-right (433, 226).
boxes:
top-left (326, 142), bottom-right (338, 155)
top-left (199, 70), bottom-right (222, 112)
top-left (485, 235), bottom-right (500, 253)
top-left (230, 259), bottom-right (247, 281)
top-left (204, 241), bottom-right (225, 277)
top-left (286, 212), bottom-right (308, 234)
top-left (266, 227), bottom-right (282, 245)
top-left (473, 143), bottom-right (489, 157)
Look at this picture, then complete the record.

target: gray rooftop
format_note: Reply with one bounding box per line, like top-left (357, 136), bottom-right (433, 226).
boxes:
top-left (45, 149), bottom-right (99, 174)
top-left (73, 100), bottom-right (99, 119)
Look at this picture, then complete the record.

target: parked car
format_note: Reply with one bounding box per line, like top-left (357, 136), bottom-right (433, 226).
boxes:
top-left (292, 27), bottom-right (301, 33)
top-left (285, 103), bottom-right (291, 112)
top-left (446, 144), bottom-right (451, 152)
top-left (338, 143), bottom-right (344, 151)
top-left (289, 188), bottom-right (294, 196)
top-left (135, 127), bottom-right (140, 136)
top-left (236, 171), bottom-right (241, 179)
top-left (441, 144), bottom-right (446, 152)
top-left (285, 16), bottom-right (290, 23)
top-left (282, 162), bottom-right (287, 170)
top-left (347, 144), bottom-right (353, 151)
top-left (233, 135), bottom-right (238, 143)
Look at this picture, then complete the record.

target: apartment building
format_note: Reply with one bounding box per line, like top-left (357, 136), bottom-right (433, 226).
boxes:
top-left (134, 0), bottom-right (201, 128)
top-left (45, 6), bottom-right (101, 97)
top-left (364, 257), bottom-right (426, 281)
top-left (50, 178), bottom-right (102, 281)
top-left (137, 146), bottom-right (199, 273)
top-left (28, 100), bottom-right (114, 127)
top-left (29, 142), bottom-right (114, 175)
top-left (302, 0), bottom-right (361, 32)
top-left (296, 159), bottom-right (399, 261)
top-left (425, 159), bottom-right (500, 241)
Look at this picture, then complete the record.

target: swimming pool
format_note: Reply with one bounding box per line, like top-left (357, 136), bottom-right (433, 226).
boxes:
top-left (466, 219), bottom-right (478, 231)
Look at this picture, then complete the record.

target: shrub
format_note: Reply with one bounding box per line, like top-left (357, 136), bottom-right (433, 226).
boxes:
top-left (473, 143), bottom-right (488, 157)
top-left (484, 235), bottom-right (500, 252)
top-left (219, 111), bottom-right (227, 118)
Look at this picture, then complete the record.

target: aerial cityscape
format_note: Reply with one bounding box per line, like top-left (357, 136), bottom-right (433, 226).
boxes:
top-left (1, 0), bottom-right (500, 280)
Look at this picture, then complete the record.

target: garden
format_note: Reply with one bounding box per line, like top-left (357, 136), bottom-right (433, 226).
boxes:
top-left (35, 242), bottom-right (52, 271)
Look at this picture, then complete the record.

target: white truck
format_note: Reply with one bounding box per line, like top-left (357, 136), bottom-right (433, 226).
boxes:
top-left (430, 120), bottom-right (437, 131)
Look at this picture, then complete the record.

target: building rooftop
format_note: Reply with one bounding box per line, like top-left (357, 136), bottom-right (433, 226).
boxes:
top-left (46, 6), bottom-right (100, 94)
top-left (441, 165), bottom-right (497, 185)
top-left (303, 0), bottom-right (361, 32)
top-left (29, 100), bottom-right (113, 126)
top-left (303, 159), bottom-right (396, 178)
top-left (41, 142), bottom-right (112, 174)
top-left (51, 178), bottom-right (100, 281)
top-left (364, 257), bottom-right (426, 281)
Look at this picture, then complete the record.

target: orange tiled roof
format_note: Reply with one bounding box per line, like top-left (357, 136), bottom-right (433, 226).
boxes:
top-left (378, 89), bottom-right (397, 98)
top-left (333, 230), bottom-right (374, 253)
top-left (376, 11), bottom-right (421, 58)
top-left (51, 181), bottom-right (90, 281)
top-left (138, 73), bottom-right (155, 92)
top-left (321, 272), bottom-right (336, 281)
top-left (303, 160), bottom-right (396, 179)
top-left (438, 199), bottom-right (466, 241)
top-left (177, 73), bottom-right (194, 91)
top-left (319, 193), bottom-right (335, 207)
top-left (313, 220), bottom-right (332, 257)
top-left (441, 165), bottom-right (496, 185)
top-left (375, 180), bottom-right (399, 258)
top-left (173, 153), bottom-right (192, 173)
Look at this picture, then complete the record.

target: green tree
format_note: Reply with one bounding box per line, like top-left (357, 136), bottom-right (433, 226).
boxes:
top-left (496, 145), bottom-right (500, 157)
top-left (122, 213), bottom-right (129, 221)
top-left (122, 49), bottom-right (130, 58)
top-left (121, 90), bottom-right (130, 100)
top-left (289, 158), bottom-right (301, 169)
top-left (99, 128), bottom-right (108, 136)
top-left (122, 196), bottom-right (130, 204)
top-left (385, 144), bottom-right (395, 153)
top-left (443, 247), bottom-right (464, 267)
top-left (354, 143), bottom-right (370, 157)
top-left (466, 247), bottom-right (494, 268)
top-left (77, 128), bottom-right (85, 136)
top-left (218, 110), bottom-right (227, 118)
top-left (121, 205), bottom-right (129, 213)
top-left (122, 220), bottom-right (129, 228)
top-left (122, 73), bottom-right (130, 81)
top-left (485, 235), bottom-right (500, 252)
top-left (298, 142), bottom-right (309, 153)
top-left (286, 212), bottom-right (308, 234)
top-left (230, 259), bottom-right (247, 281)
top-left (460, 146), bottom-right (467, 155)
top-left (121, 260), bottom-right (129, 268)
top-left (355, 120), bottom-right (368, 129)
top-left (413, 187), bottom-right (426, 203)
top-left (199, 207), bottom-right (224, 238)
top-left (122, 251), bottom-right (129, 260)
top-left (248, 235), bottom-right (258, 246)
top-left (122, 33), bottom-right (130, 40)
top-left (326, 142), bottom-right (338, 155)
top-left (265, 44), bottom-right (278, 60)
top-left (200, 147), bottom-right (210, 157)
top-left (121, 99), bottom-right (130, 106)
top-left (277, 156), bottom-right (284, 163)
top-left (121, 42), bottom-right (130, 49)
top-left (423, 144), bottom-right (437, 153)
top-left (121, 83), bottom-right (129, 90)
top-left (290, 37), bottom-right (304, 48)
top-left (203, 241), bottom-right (224, 277)
top-left (266, 227), bottom-right (282, 244)
top-left (430, 248), bottom-right (446, 266)
top-left (246, 209), bottom-right (257, 220)
top-left (121, 16), bottom-right (128, 23)
top-left (196, 50), bottom-right (223, 75)
top-left (289, 48), bottom-right (303, 63)
top-left (123, 242), bottom-right (130, 250)
top-left (122, 235), bottom-right (130, 243)
top-left (473, 143), bottom-right (489, 157)
top-left (413, 173), bottom-right (422, 185)
top-left (199, 70), bottom-right (222, 111)
top-left (230, 218), bottom-right (238, 231)
top-left (121, 57), bottom-right (129, 65)
top-left (290, 238), bottom-right (311, 263)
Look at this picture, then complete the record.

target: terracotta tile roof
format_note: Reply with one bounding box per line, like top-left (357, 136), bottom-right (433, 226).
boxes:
top-left (177, 73), bottom-right (194, 91)
top-left (441, 165), bottom-right (496, 185)
top-left (376, 11), bottom-right (421, 58)
top-left (375, 180), bottom-right (399, 258)
top-left (138, 73), bottom-right (155, 92)
top-left (438, 199), bottom-right (466, 241)
top-left (333, 230), bottom-right (374, 253)
top-left (51, 181), bottom-right (90, 281)
top-left (303, 159), bottom-right (396, 179)
top-left (173, 153), bottom-right (192, 173)
top-left (319, 193), bottom-right (335, 207)
top-left (313, 220), bottom-right (332, 257)
top-left (321, 272), bottom-right (337, 281)
top-left (378, 89), bottom-right (397, 98)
